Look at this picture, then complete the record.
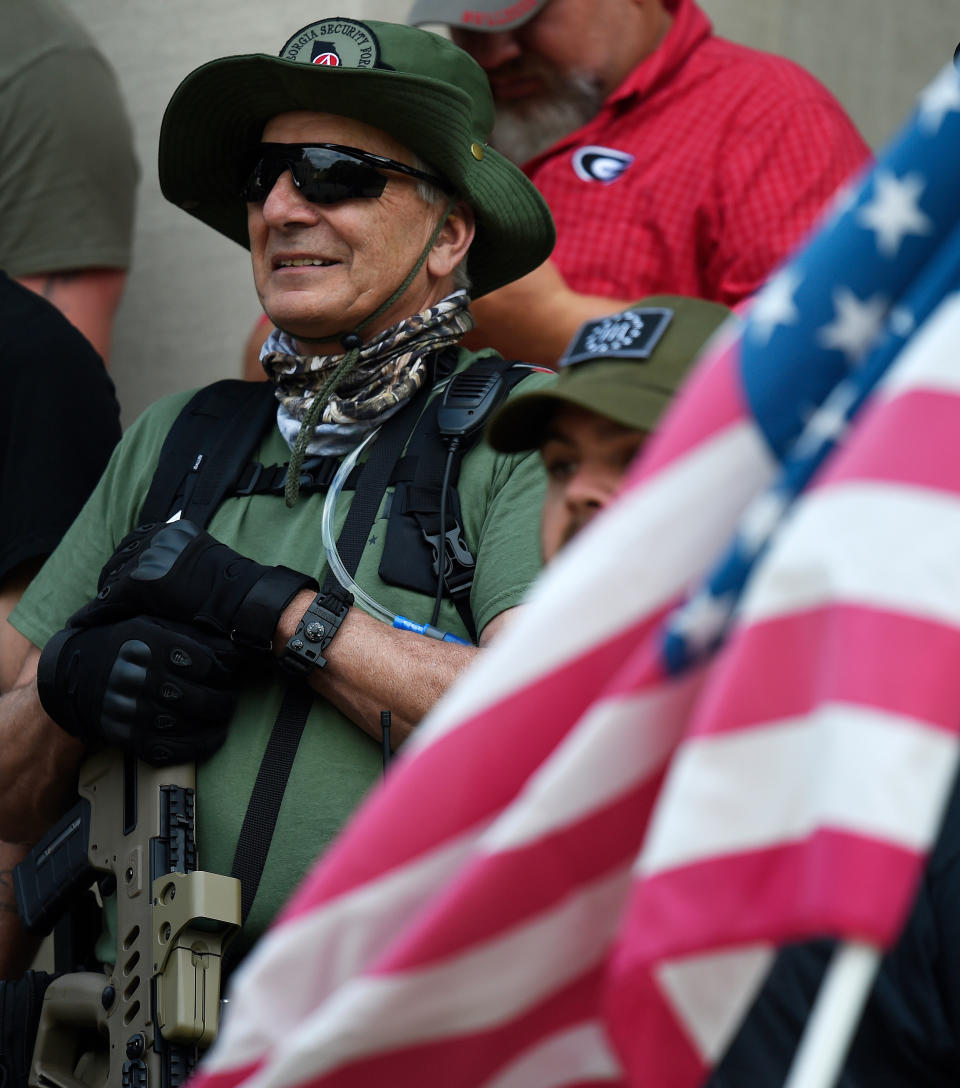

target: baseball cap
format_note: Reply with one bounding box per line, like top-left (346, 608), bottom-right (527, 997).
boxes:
top-left (158, 16), bottom-right (555, 298)
top-left (486, 295), bottom-right (734, 452)
top-left (409, 0), bottom-right (549, 33)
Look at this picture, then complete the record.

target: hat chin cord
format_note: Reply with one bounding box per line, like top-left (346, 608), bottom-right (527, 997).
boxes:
top-left (282, 198), bottom-right (457, 507)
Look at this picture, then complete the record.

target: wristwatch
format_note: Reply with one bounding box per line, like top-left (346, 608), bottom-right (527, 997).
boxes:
top-left (279, 587), bottom-right (354, 677)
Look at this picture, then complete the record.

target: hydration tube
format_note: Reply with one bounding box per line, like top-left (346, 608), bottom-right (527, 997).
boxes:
top-left (320, 427), bottom-right (469, 645)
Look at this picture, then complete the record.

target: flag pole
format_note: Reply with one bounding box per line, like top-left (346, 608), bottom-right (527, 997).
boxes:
top-left (782, 940), bottom-right (881, 1088)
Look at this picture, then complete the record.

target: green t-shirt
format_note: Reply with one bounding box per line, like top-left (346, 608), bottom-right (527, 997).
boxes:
top-left (12, 356), bottom-right (550, 950)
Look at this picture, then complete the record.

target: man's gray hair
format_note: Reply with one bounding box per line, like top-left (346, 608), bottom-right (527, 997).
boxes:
top-left (411, 151), bottom-right (471, 294)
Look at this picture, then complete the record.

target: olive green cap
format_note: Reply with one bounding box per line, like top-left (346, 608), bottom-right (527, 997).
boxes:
top-left (158, 17), bottom-right (555, 298)
top-left (486, 295), bottom-right (734, 452)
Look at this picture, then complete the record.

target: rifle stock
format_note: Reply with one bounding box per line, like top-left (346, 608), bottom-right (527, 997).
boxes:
top-left (15, 750), bottom-right (241, 1088)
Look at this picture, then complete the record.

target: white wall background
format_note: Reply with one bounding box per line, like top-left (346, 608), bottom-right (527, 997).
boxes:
top-left (63, 0), bottom-right (959, 427)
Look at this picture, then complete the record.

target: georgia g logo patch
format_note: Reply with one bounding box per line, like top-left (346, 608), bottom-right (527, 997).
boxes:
top-left (572, 145), bottom-right (635, 184)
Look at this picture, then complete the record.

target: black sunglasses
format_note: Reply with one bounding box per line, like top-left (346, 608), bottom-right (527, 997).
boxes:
top-left (241, 143), bottom-right (453, 205)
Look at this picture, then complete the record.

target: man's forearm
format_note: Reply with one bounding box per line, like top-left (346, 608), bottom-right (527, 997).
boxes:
top-left (273, 591), bottom-right (480, 746)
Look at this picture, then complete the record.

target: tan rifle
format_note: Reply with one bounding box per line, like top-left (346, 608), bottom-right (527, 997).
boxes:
top-left (14, 749), bottom-right (241, 1088)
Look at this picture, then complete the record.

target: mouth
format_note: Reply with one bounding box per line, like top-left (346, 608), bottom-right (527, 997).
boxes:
top-left (272, 255), bottom-right (339, 270)
top-left (490, 76), bottom-right (547, 101)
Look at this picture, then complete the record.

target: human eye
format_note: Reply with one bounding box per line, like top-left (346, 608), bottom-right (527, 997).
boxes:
top-left (542, 449), bottom-right (578, 483)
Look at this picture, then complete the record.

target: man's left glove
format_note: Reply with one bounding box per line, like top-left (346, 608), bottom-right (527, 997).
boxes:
top-left (37, 616), bottom-right (245, 765)
top-left (69, 520), bottom-right (317, 652)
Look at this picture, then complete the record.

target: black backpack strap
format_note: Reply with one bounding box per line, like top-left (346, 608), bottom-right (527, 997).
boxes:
top-left (139, 379), bottom-right (277, 527)
top-left (232, 456), bottom-right (363, 498)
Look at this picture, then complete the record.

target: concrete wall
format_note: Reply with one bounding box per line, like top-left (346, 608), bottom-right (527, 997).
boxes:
top-left (64, 0), bottom-right (958, 428)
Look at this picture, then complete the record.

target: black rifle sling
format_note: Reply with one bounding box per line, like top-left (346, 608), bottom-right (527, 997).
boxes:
top-left (227, 683), bottom-right (313, 929)
top-left (228, 381), bottom-right (430, 932)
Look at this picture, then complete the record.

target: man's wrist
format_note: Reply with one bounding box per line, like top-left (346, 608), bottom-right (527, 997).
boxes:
top-left (278, 587), bottom-right (354, 677)
top-left (232, 566), bottom-right (318, 651)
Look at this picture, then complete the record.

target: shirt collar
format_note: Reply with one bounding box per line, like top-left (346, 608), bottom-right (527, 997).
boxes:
top-left (606, 0), bottom-right (713, 109)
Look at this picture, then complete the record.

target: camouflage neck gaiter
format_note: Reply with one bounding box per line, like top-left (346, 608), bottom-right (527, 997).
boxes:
top-left (261, 291), bottom-right (474, 455)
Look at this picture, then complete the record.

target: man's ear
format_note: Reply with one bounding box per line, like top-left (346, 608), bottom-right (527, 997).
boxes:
top-left (427, 201), bottom-right (476, 279)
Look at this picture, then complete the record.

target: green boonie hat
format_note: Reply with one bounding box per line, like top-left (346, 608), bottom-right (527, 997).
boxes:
top-left (158, 16), bottom-right (555, 298)
top-left (486, 295), bottom-right (734, 452)
top-left (409, 0), bottom-right (548, 33)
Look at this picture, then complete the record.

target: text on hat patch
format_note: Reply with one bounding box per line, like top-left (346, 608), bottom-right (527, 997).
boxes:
top-left (280, 19), bottom-right (380, 69)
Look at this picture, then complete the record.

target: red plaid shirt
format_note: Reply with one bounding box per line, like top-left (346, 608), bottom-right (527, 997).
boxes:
top-left (524, 0), bottom-right (871, 306)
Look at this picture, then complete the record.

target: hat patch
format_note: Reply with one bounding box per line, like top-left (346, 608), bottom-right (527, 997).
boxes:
top-left (279, 19), bottom-right (380, 69)
top-left (462, 0), bottom-right (542, 28)
top-left (572, 145), bottom-right (634, 184)
top-left (560, 308), bottom-right (673, 367)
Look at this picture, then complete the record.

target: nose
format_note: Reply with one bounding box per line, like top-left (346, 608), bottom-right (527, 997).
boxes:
top-left (260, 170), bottom-right (320, 228)
top-left (563, 464), bottom-right (618, 523)
top-left (452, 28), bottom-right (522, 70)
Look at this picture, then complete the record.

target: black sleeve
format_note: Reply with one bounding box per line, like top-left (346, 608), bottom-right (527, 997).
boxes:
top-left (0, 273), bottom-right (121, 584)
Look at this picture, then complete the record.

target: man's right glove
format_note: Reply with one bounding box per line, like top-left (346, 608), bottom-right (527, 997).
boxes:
top-left (68, 520), bottom-right (317, 651)
top-left (36, 616), bottom-right (245, 765)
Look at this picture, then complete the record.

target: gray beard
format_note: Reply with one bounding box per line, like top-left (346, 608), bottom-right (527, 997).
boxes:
top-left (489, 74), bottom-right (606, 165)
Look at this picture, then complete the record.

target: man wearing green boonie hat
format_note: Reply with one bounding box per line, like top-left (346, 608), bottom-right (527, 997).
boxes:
top-left (487, 294), bottom-right (733, 559)
top-left (1, 14), bottom-right (560, 1010)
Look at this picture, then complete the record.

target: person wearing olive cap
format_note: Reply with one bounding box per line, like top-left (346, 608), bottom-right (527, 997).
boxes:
top-left (0, 15), bottom-right (557, 980)
top-left (487, 294), bottom-right (732, 560)
top-left (409, 0), bottom-right (869, 367)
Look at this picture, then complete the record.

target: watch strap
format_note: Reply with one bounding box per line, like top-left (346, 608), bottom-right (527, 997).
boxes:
top-left (279, 586), bottom-right (354, 677)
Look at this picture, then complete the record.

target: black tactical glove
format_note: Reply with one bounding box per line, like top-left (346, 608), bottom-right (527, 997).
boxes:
top-left (69, 520), bottom-right (317, 651)
top-left (37, 616), bottom-right (245, 765)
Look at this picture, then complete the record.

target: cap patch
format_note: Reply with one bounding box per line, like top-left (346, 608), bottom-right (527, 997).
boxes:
top-left (560, 308), bottom-right (673, 367)
top-left (279, 19), bottom-right (381, 69)
top-left (572, 145), bottom-right (634, 184)
top-left (462, 0), bottom-right (541, 28)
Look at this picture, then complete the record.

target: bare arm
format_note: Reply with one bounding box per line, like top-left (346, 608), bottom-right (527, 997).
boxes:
top-left (0, 566), bottom-right (66, 974)
top-left (0, 649), bottom-right (85, 844)
top-left (0, 558), bottom-right (82, 838)
top-left (0, 562), bottom-right (41, 694)
top-left (15, 268), bottom-right (127, 368)
top-left (462, 259), bottom-right (629, 366)
top-left (273, 591), bottom-right (518, 747)
top-left (0, 573), bottom-right (79, 976)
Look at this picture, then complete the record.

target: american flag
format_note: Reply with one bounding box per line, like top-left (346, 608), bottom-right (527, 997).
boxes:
top-left (192, 64), bottom-right (960, 1088)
